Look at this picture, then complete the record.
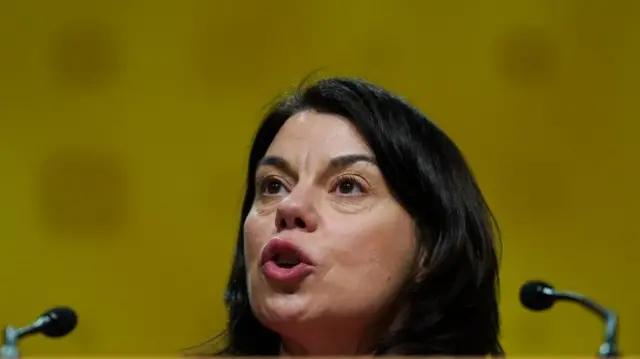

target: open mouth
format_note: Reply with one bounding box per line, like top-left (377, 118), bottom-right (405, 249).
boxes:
top-left (261, 238), bottom-right (313, 269)
top-left (261, 239), bottom-right (314, 282)
top-left (272, 251), bottom-right (302, 269)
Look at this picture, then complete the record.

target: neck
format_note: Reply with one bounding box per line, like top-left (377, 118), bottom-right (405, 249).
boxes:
top-left (277, 320), bottom-right (377, 356)
top-left (279, 336), bottom-right (370, 356)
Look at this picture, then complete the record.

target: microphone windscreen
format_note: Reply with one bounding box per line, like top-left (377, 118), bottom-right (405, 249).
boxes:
top-left (520, 280), bottom-right (555, 311)
top-left (40, 306), bottom-right (78, 338)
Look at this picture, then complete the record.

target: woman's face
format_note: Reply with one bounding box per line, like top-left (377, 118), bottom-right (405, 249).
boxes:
top-left (243, 111), bottom-right (418, 342)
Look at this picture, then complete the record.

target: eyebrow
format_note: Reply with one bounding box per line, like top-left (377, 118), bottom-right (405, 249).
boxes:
top-left (257, 154), bottom-right (376, 177)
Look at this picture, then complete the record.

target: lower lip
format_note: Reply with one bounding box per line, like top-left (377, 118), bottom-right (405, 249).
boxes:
top-left (262, 261), bottom-right (314, 283)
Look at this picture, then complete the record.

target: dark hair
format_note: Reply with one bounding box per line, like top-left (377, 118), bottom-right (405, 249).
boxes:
top-left (215, 77), bottom-right (503, 355)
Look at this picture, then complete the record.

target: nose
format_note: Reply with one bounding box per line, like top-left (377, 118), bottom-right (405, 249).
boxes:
top-left (275, 187), bottom-right (318, 233)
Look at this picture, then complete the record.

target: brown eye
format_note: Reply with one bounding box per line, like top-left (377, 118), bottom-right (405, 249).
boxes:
top-left (333, 176), bottom-right (365, 196)
top-left (260, 178), bottom-right (287, 196)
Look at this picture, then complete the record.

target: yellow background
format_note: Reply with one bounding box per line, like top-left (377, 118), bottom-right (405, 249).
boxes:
top-left (1, 0), bottom-right (638, 355)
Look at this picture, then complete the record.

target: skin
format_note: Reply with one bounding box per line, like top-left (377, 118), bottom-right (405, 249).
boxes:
top-left (243, 110), bottom-right (418, 355)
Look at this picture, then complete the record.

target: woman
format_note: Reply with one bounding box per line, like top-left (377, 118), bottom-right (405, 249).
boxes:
top-left (215, 77), bottom-right (502, 355)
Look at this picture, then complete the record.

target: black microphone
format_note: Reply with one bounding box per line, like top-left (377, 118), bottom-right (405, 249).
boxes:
top-left (520, 280), bottom-right (620, 358)
top-left (1, 306), bottom-right (78, 359)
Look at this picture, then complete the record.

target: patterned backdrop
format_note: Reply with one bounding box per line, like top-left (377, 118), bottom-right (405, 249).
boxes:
top-left (0, 0), bottom-right (638, 355)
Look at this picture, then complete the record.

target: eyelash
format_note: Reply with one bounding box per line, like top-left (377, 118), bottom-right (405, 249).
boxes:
top-left (330, 174), bottom-right (368, 195)
top-left (256, 176), bottom-right (289, 196)
top-left (255, 174), bottom-right (368, 196)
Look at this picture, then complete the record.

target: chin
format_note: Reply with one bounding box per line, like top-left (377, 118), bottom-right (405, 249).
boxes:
top-left (251, 290), bottom-right (319, 327)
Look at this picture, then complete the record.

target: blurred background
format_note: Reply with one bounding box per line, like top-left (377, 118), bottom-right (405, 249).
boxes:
top-left (1, 0), bottom-right (639, 355)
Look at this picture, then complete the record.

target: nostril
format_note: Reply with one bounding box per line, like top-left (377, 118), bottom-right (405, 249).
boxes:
top-left (294, 218), bottom-right (305, 228)
top-left (279, 218), bottom-right (287, 229)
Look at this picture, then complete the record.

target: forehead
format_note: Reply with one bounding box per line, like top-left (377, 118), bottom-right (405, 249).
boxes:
top-left (265, 111), bottom-right (373, 158)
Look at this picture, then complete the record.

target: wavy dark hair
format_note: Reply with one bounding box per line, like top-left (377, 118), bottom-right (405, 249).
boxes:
top-left (212, 77), bottom-right (503, 355)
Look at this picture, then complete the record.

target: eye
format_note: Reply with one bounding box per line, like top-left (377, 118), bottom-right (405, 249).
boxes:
top-left (259, 177), bottom-right (288, 196)
top-left (332, 176), bottom-right (366, 196)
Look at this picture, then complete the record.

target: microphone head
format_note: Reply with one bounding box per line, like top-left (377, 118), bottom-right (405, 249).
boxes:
top-left (38, 307), bottom-right (78, 338)
top-left (520, 280), bottom-right (556, 311)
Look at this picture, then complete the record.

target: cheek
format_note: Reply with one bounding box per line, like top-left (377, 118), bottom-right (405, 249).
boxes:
top-left (330, 211), bottom-right (417, 285)
top-left (243, 211), bottom-right (272, 264)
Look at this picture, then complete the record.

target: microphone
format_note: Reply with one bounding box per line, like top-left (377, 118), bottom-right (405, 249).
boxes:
top-left (520, 280), bottom-right (620, 358)
top-left (1, 306), bottom-right (78, 359)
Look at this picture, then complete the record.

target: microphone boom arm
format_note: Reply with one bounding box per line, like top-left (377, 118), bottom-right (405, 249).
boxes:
top-left (555, 290), bottom-right (620, 358)
top-left (1, 326), bottom-right (20, 359)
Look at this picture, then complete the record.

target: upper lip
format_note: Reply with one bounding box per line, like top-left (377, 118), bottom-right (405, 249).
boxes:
top-left (260, 238), bottom-right (314, 266)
